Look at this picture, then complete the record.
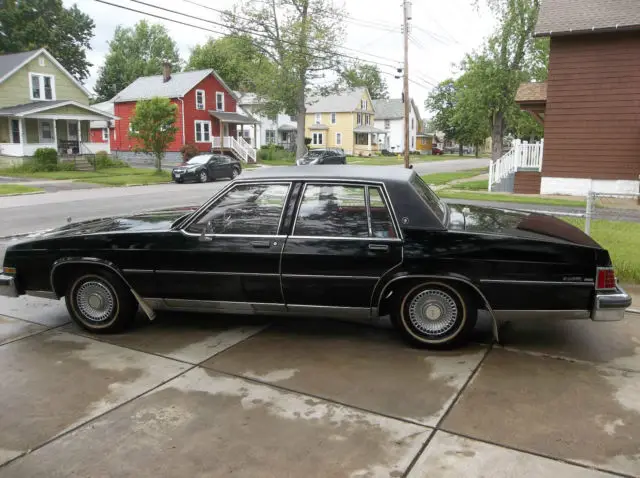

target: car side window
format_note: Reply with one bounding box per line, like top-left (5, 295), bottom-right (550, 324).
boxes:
top-left (187, 183), bottom-right (289, 236)
top-left (294, 184), bottom-right (369, 237)
top-left (369, 187), bottom-right (397, 238)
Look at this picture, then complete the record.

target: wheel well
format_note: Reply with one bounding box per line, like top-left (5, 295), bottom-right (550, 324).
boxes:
top-left (51, 263), bottom-right (127, 298)
top-left (377, 277), bottom-right (486, 317)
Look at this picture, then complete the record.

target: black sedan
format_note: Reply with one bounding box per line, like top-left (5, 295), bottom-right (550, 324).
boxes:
top-left (0, 166), bottom-right (631, 349)
top-left (297, 148), bottom-right (347, 166)
top-left (172, 154), bottom-right (241, 183)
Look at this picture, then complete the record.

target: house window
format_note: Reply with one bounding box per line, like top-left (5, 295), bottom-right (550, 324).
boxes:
top-left (102, 128), bottom-right (109, 141)
top-left (330, 112), bottom-right (336, 124)
top-left (315, 113), bottom-right (322, 125)
top-left (355, 133), bottom-right (369, 145)
top-left (361, 99), bottom-right (368, 110)
top-left (39, 120), bottom-right (53, 143)
top-left (195, 120), bottom-right (211, 142)
top-left (38, 56), bottom-right (45, 67)
top-left (357, 113), bottom-right (362, 125)
top-left (384, 119), bottom-right (390, 129)
top-left (11, 119), bottom-right (20, 143)
top-left (29, 73), bottom-right (55, 100)
top-left (312, 132), bottom-right (324, 145)
top-left (196, 90), bottom-right (205, 110)
top-left (411, 118), bottom-right (415, 129)
top-left (289, 115), bottom-right (296, 122)
top-left (266, 129), bottom-right (276, 144)
top-left (216, 92), bottom-right (224, 111)
top-left (365, 114), bottom-right (370, 126)
top-left (411, 137), bottom-right (415, 149)
top-left (336, 132), bottom-right (342, 145)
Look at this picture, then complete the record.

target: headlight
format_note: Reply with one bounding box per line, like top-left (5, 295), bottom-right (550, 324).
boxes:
top-left (2, 266), bottom-right (16, 275)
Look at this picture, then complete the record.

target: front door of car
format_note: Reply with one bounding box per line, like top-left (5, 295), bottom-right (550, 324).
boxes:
top-left (280, 183), bottom-right (402, 317)
top-left (154, 182), bottom-right (292, 309)
top-left (207, 155), bottom-right (226, 179)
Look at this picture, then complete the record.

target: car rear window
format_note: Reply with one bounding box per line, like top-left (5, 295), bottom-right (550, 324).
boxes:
top-left (409, 174), bottom-right (447, 224)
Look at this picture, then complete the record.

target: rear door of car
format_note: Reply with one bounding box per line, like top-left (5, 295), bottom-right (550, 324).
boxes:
top-left (280, 181), bottom-right (403, 319)
top-left (207, 155), bottom-right (227, 179)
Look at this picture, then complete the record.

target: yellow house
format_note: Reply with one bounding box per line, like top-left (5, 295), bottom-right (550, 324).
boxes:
top-left (305, 87), bottom-right (387, 156)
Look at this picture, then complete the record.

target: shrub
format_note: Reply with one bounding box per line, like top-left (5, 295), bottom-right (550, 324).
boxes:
top-left (257, 144), bottom-right (295, 162)
top-left (57, 161), bottom-right (76, 171)
top-left (89, 151), bottom-right (129, 169)
top-left (180, 143), bottom-right (199, 161)
top-left (304, 137), bottom-right (312, 146)
top-left (33, 148), bottom-right (58, 172)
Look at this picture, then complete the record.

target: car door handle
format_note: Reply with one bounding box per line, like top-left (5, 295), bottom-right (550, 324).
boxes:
top-left (251, 240), bottom-right (271, 249)
top-left (368, 243), bottom-right (389, 252)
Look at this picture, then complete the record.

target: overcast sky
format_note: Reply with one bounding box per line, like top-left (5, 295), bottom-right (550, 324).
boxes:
top-left (67, 0), bottom-right (496, 116)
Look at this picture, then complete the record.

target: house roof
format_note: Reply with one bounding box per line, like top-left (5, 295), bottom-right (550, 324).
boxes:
top-left (515, 82), bottom-right (548, 103)
top-left (306, 87), bottom-right (372, 113)
top-left (535, 0), bottom-right (640, 37)
top-left (353, 125), bottom-right (387, 134)
top-left (113, 69), bottom-right (239, 102)
top-left (0, 100), bottom-right (117, 119)
top-left (209, 111), bottom-right (259, 124)
top-left (372, 98), bottom-right (421, 120)
top-left (0, 48), bottom-right (91, 96)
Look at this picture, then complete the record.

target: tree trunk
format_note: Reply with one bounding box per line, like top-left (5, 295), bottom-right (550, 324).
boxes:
top-left (458, 143), bottom-right (463, 156)
top-left (155, 154), bottom-right (162, 173)
top-left (491, 111), bottom-right (505, 161)
top-left (296, 95), bottom-right (306, 159)
top-left (295, 1), bottom-right (309, 160)
top-left (475, 144), bottom-right (480, 158)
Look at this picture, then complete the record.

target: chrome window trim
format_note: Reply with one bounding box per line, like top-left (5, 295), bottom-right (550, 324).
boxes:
top-left (365, 185), bottom-right (373, 237)
top-left (180, 231), bottom-right (288, 240)
top-left (180, 181), bottom-right (293, 234)
top-left (480, 279), bottom-right (594, 286)
top-left (290, 180), bottom-right (403, 240)
top-left (287, 235), bottom-right (402, 242)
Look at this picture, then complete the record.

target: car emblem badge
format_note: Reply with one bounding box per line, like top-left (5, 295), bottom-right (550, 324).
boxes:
top-left (402, 217), bottom-right (409, 225)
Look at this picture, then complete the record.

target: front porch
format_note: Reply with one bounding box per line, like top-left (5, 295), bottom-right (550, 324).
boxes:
top-left (353, 126), bottom-right (387, 157)
top-left (0, 101), bottom-right (116, 161)
top-left (209, 111), bottom-right (258, 163)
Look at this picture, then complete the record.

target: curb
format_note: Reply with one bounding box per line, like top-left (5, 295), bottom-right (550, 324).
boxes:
top-left (0, 191), bottom-right (46, 198)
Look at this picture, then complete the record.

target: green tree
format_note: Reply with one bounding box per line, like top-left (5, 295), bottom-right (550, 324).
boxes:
top-left (129, 97), bottom-right (178, 172)
top-left (426, 79), bottom-right (461, 147)
top-left (187, 35), bottom-right (275, 92)
top-left (225, 0), bottom-right (346, 158)
top-left (0, 0), bottom-right (95, 81)
top-left (465, 0), bottom-right (541, 159)
top-left (94, 21), bottom-right (181, 102)
top-left (338, 63), bottom-right (389, 99)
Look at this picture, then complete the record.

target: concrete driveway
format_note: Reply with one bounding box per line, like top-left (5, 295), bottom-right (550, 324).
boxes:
top-left (0, 294), bottom-right (639, 477)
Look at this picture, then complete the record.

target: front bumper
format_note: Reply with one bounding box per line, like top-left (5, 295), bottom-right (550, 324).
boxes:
top-left (592, 285), bottom-right (632, 321)
top-left (172, 170), bottom-right (196, 181)
top-left (0, 273), bottom-right (19, 298)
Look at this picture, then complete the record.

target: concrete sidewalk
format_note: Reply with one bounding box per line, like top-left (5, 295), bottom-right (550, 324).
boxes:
top-left (0, 295), bottom-right (638, 477)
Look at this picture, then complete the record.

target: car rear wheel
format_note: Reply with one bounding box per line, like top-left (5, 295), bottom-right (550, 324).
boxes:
top-left (391, 282), bottom-right (477, 349)
top-left (65, 270), bottom-right (137, 334)
top-left (230, 167), bottom-right (240, 179)
top-left (198, 170), bottom-right (209, 183)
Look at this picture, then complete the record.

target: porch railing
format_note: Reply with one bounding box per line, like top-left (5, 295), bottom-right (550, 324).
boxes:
top-left (489, 139), bottom-right (544, 191)
top-left (212, 136), bottom-right (257, 163)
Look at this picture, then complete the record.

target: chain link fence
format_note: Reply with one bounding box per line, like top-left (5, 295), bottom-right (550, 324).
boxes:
top-left (585, 191), bottom-right (640, 234)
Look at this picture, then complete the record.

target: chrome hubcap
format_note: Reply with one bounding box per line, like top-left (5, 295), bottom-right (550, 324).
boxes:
top-left (200, 172), bottom-right (206, 181)
top-left (408, 289), bottom-right (458, 336)
top-left (76, 281), bottom-right (115, 323)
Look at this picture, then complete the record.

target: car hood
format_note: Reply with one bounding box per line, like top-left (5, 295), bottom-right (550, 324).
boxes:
top-left (446, 203), bottom-right (600, 247)
top-left (20, 206), bottom-right (198, 240)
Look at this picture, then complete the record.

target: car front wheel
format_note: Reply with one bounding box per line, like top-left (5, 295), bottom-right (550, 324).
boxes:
top-left (230, 167), bottom-right (240, 179)
top-left (65, 270), bottom-right (137, 334)
top-left (391, 282), bottom-right (477, 349)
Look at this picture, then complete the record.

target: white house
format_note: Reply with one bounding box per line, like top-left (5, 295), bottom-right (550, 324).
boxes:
top-left (373, 98), bottom-right (420, 153)
top-left (235, 92), bottom-right (296, 149)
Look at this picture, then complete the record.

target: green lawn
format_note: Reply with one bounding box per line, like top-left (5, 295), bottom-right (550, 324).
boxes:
top-left (438, 190), bottom-right (589, 208)
top-left (562, 217), bottom-right (640, 284)
top-left (347, 155), bottom-right (482, 166)
top-left (79, 171), bottom-right (171, 186)
top-left (421, 168), bottom-right (488, 186)
top-left (0, 184), bottom-right (43, 196)
top-left (0, 167), bottom-right (152, 180)
top-left (453, 179), bottom-right (489, 191)
top-left (258, 159), bottom-right (296, 166)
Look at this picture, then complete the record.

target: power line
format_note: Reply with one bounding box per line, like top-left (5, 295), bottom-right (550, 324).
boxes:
top-left (178, 0), bottom-right (402, 66)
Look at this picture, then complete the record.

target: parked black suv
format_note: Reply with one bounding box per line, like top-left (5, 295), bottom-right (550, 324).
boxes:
top-left (297, 148), bottom-right (347, 166)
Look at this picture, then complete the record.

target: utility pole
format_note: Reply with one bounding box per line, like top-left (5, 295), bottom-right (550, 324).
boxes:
top-left (402, 0), bottom-right (411, 169)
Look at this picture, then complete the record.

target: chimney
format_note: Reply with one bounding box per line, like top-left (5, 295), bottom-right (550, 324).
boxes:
top-left (162, 62), bottom-right (172, 83)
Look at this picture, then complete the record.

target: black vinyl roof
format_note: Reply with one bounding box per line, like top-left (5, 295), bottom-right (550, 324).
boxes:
top-left (241, 165), bottom-right (415, 185)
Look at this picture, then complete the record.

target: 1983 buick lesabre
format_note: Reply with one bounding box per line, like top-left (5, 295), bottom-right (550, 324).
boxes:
top-left (0, 166), bottom-right (632, 349)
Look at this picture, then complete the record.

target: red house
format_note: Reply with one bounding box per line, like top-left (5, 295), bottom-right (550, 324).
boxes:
top-left (94, 64), bottom-right (258, 164)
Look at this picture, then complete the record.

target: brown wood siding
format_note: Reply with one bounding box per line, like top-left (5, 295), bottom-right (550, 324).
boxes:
top-left (514, 171), bottom-right (541, 194)
top-left (542, 32), bottom-right (640, 180)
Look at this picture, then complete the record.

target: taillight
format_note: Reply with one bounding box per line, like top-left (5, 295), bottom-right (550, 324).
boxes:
top-left (596, 267), bottom-right (616, 290)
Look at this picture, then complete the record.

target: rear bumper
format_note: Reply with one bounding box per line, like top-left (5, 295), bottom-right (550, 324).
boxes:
top-left (0, 273), bottom-right (19, 298)
top-left (592, 285), bottom-right (632, 322)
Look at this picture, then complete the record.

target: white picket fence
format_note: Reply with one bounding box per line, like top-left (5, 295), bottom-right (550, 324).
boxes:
top-left (489, 139), bottom-right (544, 191)
top-left (212, 136), bottom-right (257, 163)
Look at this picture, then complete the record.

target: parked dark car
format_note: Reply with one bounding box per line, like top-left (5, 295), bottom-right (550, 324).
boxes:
top-left (432, 146), bottom-right (444, 155)
top-left (297, 148), bottom-right (346, 166)
top-left (172, 154), bottom-right (241, 183)
top-left (0, 166), bottom-right (631, 349)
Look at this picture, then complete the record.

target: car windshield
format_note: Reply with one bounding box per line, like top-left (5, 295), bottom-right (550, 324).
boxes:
top-left (409, 174), bottom-right (448, 224)
top-left (187, 156), bottom-right (210, 165)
